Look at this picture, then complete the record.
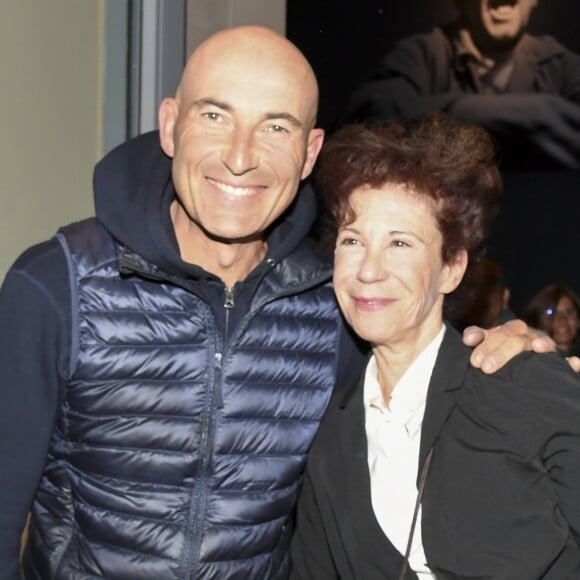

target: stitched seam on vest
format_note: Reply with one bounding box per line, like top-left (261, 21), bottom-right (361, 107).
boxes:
top-left (56, 232), bottom-right (79, 380)
top-left (72, 497), bottom-right (184, 527)
top-left (65, 566), bottom-right (105, 579)
top-left (68, 532), bottom-right (177, 564)
top-left (63, 440), bottom-right (198, 455)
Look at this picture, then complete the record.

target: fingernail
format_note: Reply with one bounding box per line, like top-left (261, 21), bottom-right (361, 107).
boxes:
top-left (482, 359), bottom-right (496, 373)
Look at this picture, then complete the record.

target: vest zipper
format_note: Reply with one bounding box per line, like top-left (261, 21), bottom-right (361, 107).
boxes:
top-left (213, 352), bottom-right (224, 408)
top-left (184, 346), bottom-right (222, 576)
top-left (224, 286), bottom-right (235, 308)
top-left (223, 285), bottom-right (234, 345)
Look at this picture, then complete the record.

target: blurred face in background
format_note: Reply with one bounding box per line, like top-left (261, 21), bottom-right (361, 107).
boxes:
top-left (457, 0), bottom-right (539, 53)
top-left (542, 295), bottom-right (579, 352)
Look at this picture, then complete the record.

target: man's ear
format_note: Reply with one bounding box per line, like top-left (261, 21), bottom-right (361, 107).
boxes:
top-left (158, 97), bottom-right (179, 158)
top-left (301, 128), bottom-right (325, 180)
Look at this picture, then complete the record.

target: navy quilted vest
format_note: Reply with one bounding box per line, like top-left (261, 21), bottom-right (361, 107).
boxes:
top-left (22, 218), bottom-right (340, 579)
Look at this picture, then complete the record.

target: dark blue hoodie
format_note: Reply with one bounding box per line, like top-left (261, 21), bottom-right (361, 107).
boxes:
top-left (0, 131), bottom-right (366, 578)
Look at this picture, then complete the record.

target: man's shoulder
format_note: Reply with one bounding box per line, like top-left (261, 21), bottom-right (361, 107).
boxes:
top-left (3, 231), bottom-right (72, 318)
top-left (57, 217), bottom-right (120, 272)
top-left (9, 234), bottom-right (67, 280)
top-left (57, 216), bottom-right (107, 244)
top-left (518, 33), bottom-right (578, 62)
top-left (6, 217), bottom-right (111, 293)
top-left (382, 25), bottom-right (453, 77)
top-left (279, 236), bottom-right (333, 285)
top-left (388, 25), bottom-right (452, 54)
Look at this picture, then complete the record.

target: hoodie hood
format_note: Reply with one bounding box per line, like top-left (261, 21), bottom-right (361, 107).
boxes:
top-left (93, 131), bottom-right (319, 279)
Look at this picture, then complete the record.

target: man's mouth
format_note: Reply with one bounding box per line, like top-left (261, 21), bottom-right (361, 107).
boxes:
top-left (207, 177), bottom-right (262, 197)
top-left (488, 0), bottom-right (518, 8)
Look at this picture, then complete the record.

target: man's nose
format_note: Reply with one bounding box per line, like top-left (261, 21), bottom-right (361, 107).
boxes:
top-left (221, 127), bottom-right (258, 175)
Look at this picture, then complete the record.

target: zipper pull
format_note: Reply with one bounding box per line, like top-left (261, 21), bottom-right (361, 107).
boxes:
top-left (224, 286), bottom-right (235, 309)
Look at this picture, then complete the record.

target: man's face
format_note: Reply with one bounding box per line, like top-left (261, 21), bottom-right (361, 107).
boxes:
top-left (458, 0), bottom-right (538, 51)
top-left (159, 31), bottom-right (323, 245)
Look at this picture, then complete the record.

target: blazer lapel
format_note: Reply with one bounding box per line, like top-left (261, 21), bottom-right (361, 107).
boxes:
top-left (337, 375), bottom-right (415, 577)
top-left (337, 376), bottom-right (387, 541)
top-left (418, 326), bottom-right (472, 472)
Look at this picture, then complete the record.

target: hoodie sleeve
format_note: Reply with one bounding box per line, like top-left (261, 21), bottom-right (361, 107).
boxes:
top-left (0, 239), bottom-right (70, 579)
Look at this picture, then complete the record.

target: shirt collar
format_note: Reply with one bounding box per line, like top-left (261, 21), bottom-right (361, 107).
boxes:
top-left (454, 26), bottom-right (495, 72)
top-left (363, 325), bottom-right (446, 435)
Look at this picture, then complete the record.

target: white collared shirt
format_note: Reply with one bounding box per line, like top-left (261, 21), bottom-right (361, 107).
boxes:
top-left (364, 326), bottom-right (445, 579)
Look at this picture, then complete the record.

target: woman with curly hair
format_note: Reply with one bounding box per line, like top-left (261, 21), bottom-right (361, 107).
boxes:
top-left (290, 115), bottom-right (580, 579)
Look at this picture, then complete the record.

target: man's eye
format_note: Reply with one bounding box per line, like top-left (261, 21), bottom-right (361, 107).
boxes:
top-left (393, 240), bottom-right (410, 248)
top-left (266, 124), bottom-right (288, 133)
top-left (202, 112), bottom-right (221, 121)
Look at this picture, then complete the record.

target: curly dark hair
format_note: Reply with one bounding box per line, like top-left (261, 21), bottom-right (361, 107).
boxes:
top-left (316, 113), bottom-right (502, 265)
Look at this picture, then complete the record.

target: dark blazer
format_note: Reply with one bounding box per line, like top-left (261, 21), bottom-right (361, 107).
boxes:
top-left (291, 326), bottom-right (580, 579)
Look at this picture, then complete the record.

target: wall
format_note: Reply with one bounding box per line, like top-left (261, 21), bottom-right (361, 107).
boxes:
top-left (0, 1), bottom-right (104, 280)
top-left (186, 0), bottom-right (285, 56)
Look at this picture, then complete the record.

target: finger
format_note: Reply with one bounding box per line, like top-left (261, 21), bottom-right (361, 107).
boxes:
top-left (468, 319), bottom-right (529, 373)
top-left (566, 356), bottom-right (580, 373)
top-left (462, 325), bottom-right (486, 347)
top-left (530, 334), bottom-right (556, 353)
top-left (470, 334), bottom-right (527, 375)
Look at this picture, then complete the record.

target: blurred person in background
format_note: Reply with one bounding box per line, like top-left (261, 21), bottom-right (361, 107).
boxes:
top-left (446, 256), bottom-right (513, 331)
top-left (524, 284), bottom-right (580, 357)
top-left (341, 0), bottom-right (580, 171)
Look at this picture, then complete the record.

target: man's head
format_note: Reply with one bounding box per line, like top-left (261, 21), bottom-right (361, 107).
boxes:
top-left (158, 26), bottom-right (324, 245)
top-left (455, 0), bottom-right (539, 54)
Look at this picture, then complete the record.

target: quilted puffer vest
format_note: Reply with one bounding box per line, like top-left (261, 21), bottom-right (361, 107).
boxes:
top-left (22, 219), bottom-right (340, 579)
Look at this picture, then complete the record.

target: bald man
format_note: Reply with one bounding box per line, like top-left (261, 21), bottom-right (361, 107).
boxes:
top-left (0, 26), bottom-right (556, 579)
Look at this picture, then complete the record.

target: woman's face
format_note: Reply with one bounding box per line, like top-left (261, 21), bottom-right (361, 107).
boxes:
top-left (545, 295), bottom-right (579, 351)
top-left (333, 184), bottom-right (467, 352)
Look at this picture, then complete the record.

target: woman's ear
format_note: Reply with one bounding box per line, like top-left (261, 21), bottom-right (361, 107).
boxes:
top-left (440, 250), bottom-right (468, 295)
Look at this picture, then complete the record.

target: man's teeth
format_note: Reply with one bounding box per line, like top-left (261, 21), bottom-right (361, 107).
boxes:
top-left (211, 179), bottom-right (256, 196)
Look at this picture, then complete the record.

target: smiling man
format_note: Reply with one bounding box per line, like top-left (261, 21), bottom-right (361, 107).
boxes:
top-left (158, 29), bottom-right (323, 286)
top-left (0, 25), bottom-right (557, 580)
top-left (342, 0), bottom-right (580, 170)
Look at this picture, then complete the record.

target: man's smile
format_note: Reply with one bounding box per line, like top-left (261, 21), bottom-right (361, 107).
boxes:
top-left (207, 177), bottom-right (264, 197)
